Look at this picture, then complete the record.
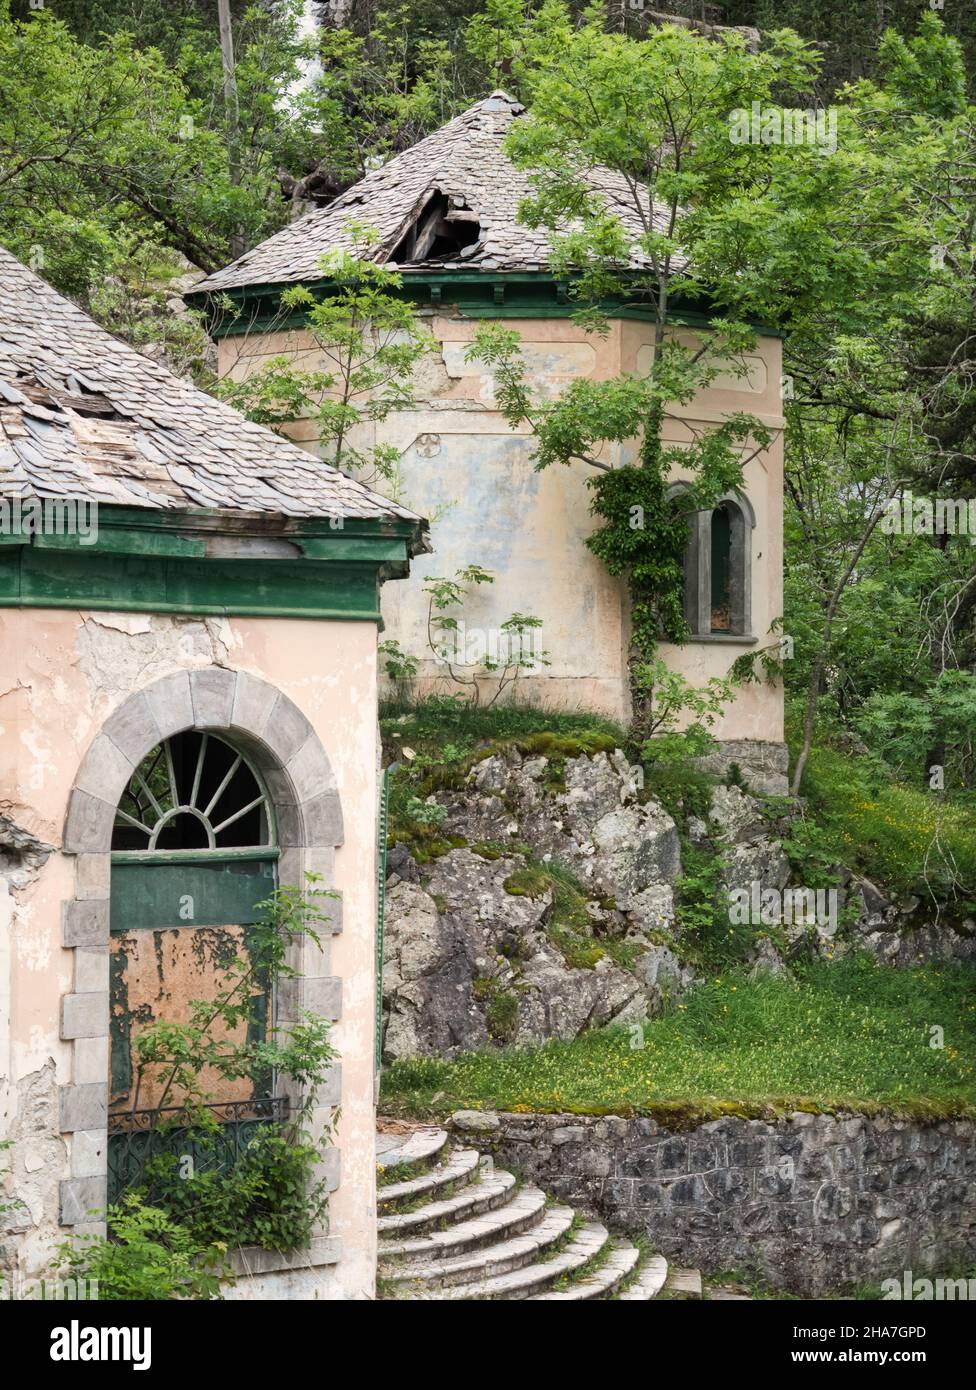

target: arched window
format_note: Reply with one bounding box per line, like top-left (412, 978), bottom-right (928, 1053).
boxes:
top-left (112, 731), bottom-right (273, 852)
top-left (672, 487), bottom-right (755, 639)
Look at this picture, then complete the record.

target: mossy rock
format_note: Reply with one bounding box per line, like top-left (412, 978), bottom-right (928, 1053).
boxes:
top-left (515, 731), bottom-right (618, 758)
top-left (503, 867), bottom-right (552, 898)
top-left (392, 831), bottom-right (467, 865)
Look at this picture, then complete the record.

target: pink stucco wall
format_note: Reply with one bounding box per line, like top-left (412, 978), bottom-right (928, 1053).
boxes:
top-left (219, 311), bottom-right (785, 741)
top-left (0, 608), bottom-right (380, 1298)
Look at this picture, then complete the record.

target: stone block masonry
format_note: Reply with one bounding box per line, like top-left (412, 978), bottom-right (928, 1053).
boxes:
top-left (451, 1110), bottom-right (976, 1295)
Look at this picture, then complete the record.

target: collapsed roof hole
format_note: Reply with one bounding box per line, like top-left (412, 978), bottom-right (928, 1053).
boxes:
top-left (16, 374), bottom-right (124, 421)
top-left (389, 191), bottom-right (481, 265)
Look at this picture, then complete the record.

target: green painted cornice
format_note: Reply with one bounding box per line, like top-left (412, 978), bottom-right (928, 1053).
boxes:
top-left (186, 270), bottom-right (784, 340)
top-left (0, 503), bottom-right (422, 622)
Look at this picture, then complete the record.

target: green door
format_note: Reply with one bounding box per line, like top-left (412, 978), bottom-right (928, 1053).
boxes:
top-left (107, 731), bottom-right (279, 1199)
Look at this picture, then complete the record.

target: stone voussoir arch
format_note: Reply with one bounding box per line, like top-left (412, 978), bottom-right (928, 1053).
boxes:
top-left (57, 665), bottom-right (345, 1248)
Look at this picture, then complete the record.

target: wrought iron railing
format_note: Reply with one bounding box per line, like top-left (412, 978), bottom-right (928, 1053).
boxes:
top-left (107, 1097), bottom-right (290, 1203)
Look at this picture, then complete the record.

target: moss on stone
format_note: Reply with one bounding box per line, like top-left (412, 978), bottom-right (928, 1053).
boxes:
top-left (548, 924), bottom-right (605, 969)
top-left (503, 867), bottom-right (551, 898)
top-left (486, 989), bottom-right (518, 1043)
top-left (515, 731), bottom-right (618, 759)
top-left (403, 832), bottom-right (467, 865)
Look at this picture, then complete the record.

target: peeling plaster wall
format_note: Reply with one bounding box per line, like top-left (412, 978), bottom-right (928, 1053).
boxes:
top-left (220, 312), bottom-right (784, 740)
top-left (0, 608), bottom-right (379, 1298)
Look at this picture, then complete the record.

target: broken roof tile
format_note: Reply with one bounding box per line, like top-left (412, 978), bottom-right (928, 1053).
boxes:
top-left (191, 91), bottom-right (668, 296)
top-left (0, 245), bottom-right (425, 535)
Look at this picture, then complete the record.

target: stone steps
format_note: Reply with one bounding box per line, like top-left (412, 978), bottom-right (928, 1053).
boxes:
top-left (529, 1238), bottom-right (641, 1301)
top-left (376, 1168), bottom-right (516, 1237)
top-left (379, 1183), bottom-right (549, 1260)
top-left (376, 1126), bottom-right (448, 1172)
top-left (434, 1220), bottom-right (611, 1301)
top-left (376, 1123), bottom-right (679, 1301)
top-left (662, 1266), bottom-right (704, 1300)
top-left (378, 1147), bottom-right (481, 1213)
top-left (382, 1202), bottom-right (576, 1289)
top-left (618, 1253), bottom-right (669, 1300)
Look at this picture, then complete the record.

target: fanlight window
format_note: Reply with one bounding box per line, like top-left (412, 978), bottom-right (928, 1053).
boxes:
top-left (112, 731), bottom-right (272, 852)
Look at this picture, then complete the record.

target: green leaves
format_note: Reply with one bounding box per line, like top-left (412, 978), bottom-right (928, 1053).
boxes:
top-left (633, 657), bottom-right (736, 742)
top-left (128, 873), bottom-right (337, 1127)
top-left (57, 1193), bottom-right (232, 1301)
top-left (221, 247), bottom-right (435, 487)
top-left (142, 1128), bottom-right (329, 1255)
top-left (422, 566), bottom-right (550, 706)
top-left (0, 2), bottom-right (328, 296)
top-left (854, 673), bottom-right (976, 787)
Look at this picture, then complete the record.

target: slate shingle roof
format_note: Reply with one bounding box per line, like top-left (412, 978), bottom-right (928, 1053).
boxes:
top-left (192, 92), bottom-right (667, 295)
top-left (0, 245), bottom-right (424, 531)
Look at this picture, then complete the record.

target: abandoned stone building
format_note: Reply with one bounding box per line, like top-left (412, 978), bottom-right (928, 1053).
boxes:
top-left (0, 246), bottom-right (426, 1298)
top-left (188, 90), bottom-right (785, 772)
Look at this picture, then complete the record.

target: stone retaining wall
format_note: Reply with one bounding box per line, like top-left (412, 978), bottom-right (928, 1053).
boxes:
top-left (451, 1110), bottom-right (976, 1294)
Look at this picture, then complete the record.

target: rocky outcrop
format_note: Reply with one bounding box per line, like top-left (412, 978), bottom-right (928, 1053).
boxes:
top-left (438, 748), bottom-right (681, 927)
top-left (382, 846), bottom-right (674, 1062)
top-left (710, 783), bottom-right (792, 903)
top-left (381, 742), bottom-right (976, 1061)
top-left (846, 873), bottom-right (976, 967)
top-left (382, 747), bottom-right (693, 1061)
top-left (693, 739), bottom-right (789, 797)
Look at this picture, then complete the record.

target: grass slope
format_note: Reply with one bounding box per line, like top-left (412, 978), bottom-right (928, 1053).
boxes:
top-left (382, 957), bottom-right (976, 1123)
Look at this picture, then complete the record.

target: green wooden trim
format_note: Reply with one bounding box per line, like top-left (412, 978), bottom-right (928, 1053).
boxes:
top-left (0, 499), bottom-right (423, 619)
top-left (0, 547), bottom-right (390, 621)
top-left (192, 271), bottom-right (785, 340)
top-left (26, 504), bottom-right (420, 558)
top-left (112, 847), bottom-right (280, 866)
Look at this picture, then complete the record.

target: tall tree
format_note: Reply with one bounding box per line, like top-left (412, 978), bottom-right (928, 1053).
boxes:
top-left (464, 3), bottom-right (834, 726)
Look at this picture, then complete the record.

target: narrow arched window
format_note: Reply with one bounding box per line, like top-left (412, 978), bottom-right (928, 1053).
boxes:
top-left (673, 487), bottom-right (754, 639)
top-left (710, 502), bottom-right (733, 632)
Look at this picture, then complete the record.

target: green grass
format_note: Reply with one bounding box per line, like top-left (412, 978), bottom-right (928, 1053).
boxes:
top-left (380, 694), bottom-right (626, 763)
top-left (797, 743), bottom-right (976, 911)
top-left (381, 956), bottom-right (976, 1122)
top-left (375, 1159), bottom-right (424, 1188)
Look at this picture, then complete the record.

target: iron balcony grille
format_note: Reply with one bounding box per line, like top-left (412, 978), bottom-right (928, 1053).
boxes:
top-left (107, 1097), bottom-right (290, 1203)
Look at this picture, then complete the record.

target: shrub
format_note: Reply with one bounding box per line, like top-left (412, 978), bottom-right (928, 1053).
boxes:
top-left (142, 1128), bottom-right (328, 1253)
top-left (799, 745), bottom-right (976, 910)
top-left (57, 1194), bottom-right (231, 1301)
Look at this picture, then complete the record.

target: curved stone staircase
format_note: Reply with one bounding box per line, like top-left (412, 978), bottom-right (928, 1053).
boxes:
top-left (376, 1125), bottom-right (672, 1301)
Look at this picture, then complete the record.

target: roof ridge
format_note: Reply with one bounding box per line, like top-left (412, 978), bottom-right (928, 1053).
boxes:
top-left (190, 92), bottom-right (664, 296)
